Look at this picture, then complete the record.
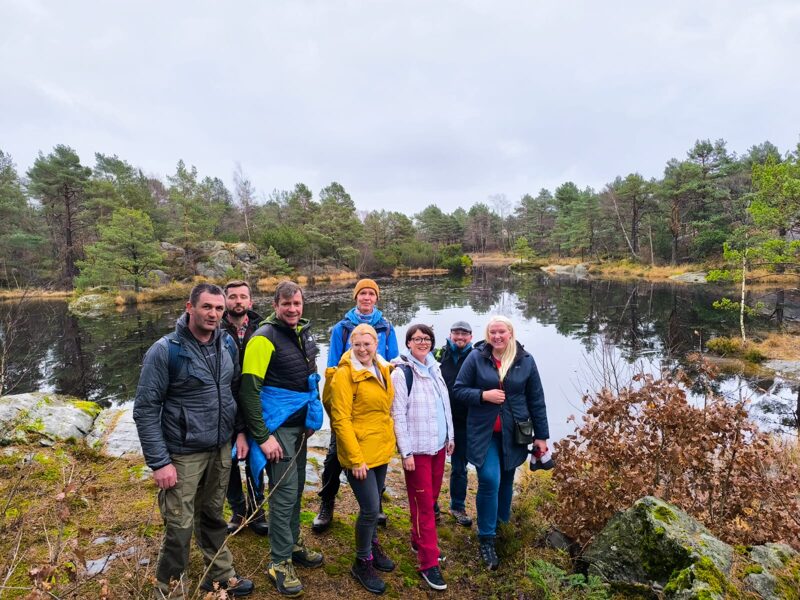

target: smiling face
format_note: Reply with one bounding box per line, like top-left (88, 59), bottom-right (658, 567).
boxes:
top-left (486, 321), bottom-right (512, 354)
top-left (350, 332), bottom-right (377, 366)
top-left (407, 327), bottom-right (433, 362)
top-left (449, 329), bottom-right (472, 349)
top-left (274, 291), bottom-right (304, 327)
top-left (355, 287), bottom-right (378, 313)
top-left (186, 291), bottom-right (225, 339)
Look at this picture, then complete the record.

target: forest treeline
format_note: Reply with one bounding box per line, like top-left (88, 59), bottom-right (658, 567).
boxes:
top-left (0, 137), bottom-right (799, 290)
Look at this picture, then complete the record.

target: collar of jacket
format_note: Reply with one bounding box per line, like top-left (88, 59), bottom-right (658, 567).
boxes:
top-left (345, 306), bottom-right (385, 327)
top-left (262, 312), bottom-right (311, 333)
top-left (339, 350), bottom-right (391, 382)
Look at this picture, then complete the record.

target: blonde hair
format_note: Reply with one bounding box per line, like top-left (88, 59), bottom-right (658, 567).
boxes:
top-left (485, 316), bottom-right (517, 381)
top-left (349, 323), bottom-right (379, 360)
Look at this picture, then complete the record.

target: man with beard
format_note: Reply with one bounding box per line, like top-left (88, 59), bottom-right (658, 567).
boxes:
top-left (222, 280), bottom-right (268, 536)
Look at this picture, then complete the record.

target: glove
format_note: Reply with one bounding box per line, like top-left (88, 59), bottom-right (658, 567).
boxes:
top-left (530, 445), bottom-right (555, 471)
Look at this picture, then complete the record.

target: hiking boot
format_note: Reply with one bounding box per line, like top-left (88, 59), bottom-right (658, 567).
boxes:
top-left (292, 541), bottom-right (324, 568)
top-left (449, 508), bottom-right (473, 527)
top-left (350, 557), bottom-right (385, 594)
top-left (420, 565), bottom-right (447, 591)
top-left (199, 574), bottom-right (254, 597)
top-left (312, 499), bottom-right (334, 533)
top-left (433, 501), bottom-right (441, 523)
top-left (371, 542), bottom-right (395, 572)
top-left (226, 513), bottom-right (244, 535)
top-left (248, 508), bottom-right (269, 536)
top-left (267, 560), bottom-right (304, 597)
top-left (376, 511), bottom-right (388, 528)
top-left (479, 537), bottom-right (500, 570)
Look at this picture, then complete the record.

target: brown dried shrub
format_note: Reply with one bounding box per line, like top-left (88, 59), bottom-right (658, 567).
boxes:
top-left (550, 360), bottom-right (800, 548)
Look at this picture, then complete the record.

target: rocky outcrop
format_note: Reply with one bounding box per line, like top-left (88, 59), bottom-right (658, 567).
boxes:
top-left (585, 496), bottom-right (734, 599)
top-left (744, 543), bottom-right (799, 600)
top-left (68, 293), bottom-right (117, 317)
top-left (85, 407), bottom-right (142, 457)
top-left (541, 263), bottom-right (589, 278)
top-left (669, 271), bottom-right (707, 284)
top-left (0, 392), bottom-right (100, 444)
top-left (584, 496), bottom-right (800, 599)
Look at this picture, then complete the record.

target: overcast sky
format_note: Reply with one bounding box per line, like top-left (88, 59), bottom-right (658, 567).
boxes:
top-left (2, 0), bottom-right (799, 215)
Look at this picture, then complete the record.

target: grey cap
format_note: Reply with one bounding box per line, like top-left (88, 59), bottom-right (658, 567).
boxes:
top-left (450, 320), bottom-right (472, 333)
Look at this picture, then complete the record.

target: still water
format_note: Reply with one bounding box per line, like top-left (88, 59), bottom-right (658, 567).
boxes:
top-left (2, 269), bottom-right (797, 440)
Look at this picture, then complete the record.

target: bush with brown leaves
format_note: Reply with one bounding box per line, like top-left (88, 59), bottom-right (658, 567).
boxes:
top-left (551, 361), bottom-right (800, 548)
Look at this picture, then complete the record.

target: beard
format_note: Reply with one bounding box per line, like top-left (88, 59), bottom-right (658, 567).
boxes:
top-left (228, 306), bottom-right (248, 317)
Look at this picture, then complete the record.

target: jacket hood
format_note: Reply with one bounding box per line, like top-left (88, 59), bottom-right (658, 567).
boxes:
top-left (345, 307), bottom-right (384, 327)
top-left (176, 311), bottom-right (224, 344)
top-left (337, 348), bottom-right (392, 383)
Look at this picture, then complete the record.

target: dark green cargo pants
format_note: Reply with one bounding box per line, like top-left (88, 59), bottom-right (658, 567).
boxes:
top-left (266, 426), bottom-right (308, 562)
top-left (155, 443), bottom-right (236, 590)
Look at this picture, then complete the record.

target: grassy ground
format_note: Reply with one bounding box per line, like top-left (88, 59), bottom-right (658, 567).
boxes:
top-left (0, 442), bottom-right (599, 600)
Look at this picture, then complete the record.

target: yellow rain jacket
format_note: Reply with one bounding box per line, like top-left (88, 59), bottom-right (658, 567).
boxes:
top-left (327, 351), bottom-right (396, 469)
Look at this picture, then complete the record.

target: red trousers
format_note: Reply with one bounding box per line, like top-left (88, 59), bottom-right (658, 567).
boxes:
top-left (403, 448), bottom-right (446, 570)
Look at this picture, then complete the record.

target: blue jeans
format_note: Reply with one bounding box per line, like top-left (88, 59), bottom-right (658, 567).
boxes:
top-left (449, 421), bottom-right (468, 511)
top-left (475, 434), bottom-right (515, 538)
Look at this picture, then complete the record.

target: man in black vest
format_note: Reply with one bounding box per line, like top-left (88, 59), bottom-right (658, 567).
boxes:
top-left (434, 320), bottom-right (474, 527)
top-left (239, 281), bottom-right (324, 597)
top-left (221, 280), bottom-right (268, 536)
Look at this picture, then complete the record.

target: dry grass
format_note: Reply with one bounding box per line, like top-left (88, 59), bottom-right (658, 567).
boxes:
top-left (0, 289), bottom-right (72, 301)
top-left (751, 332), bottom-right (800, 362)
top-left (391, 267), bottom-right (450, 276)
top-left (585, 260), bottom-right (709, 281)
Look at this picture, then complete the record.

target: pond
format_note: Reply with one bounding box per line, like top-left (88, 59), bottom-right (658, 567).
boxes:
top-left (2, 268), bottom-right (797, 440)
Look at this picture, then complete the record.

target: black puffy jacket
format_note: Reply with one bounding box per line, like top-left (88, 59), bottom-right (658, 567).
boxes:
top-left (133, 313), bottom-right (239, 470)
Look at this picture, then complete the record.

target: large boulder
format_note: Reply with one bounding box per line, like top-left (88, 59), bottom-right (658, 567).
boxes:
top-left (0, 392), bottom-right (100, 444)
top-left (68, 293), bottom-right (117, 317)
top-left (584, 496), bottom-right (734, 599)
top-left (195, 249), bottom-right (234, 279)
top-left (86, 407), bottom-right (142, 457)
top-left (231, 242), bottom-right (258, 263)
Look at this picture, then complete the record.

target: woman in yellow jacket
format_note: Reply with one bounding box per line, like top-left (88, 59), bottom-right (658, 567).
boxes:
top-left (327, 323), bottom-right (397, 594)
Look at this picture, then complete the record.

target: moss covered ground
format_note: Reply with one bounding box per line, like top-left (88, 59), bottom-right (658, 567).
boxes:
top-left (0, 441), bottom-right (612, 599)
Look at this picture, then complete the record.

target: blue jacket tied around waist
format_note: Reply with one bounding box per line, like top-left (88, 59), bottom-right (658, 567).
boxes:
top-left (246, 373), bottom-right (323, 476)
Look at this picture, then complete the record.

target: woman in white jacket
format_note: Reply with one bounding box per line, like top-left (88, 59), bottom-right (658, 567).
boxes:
top-left (391, 324), bottom-right (454, 591)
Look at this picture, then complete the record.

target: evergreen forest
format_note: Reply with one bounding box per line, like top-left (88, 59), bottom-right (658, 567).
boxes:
top-left (1, 137), bottom-right (799, 290)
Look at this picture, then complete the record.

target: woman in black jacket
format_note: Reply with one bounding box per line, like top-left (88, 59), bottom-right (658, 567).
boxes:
top-left (453, 315), bottom-right (549, 570)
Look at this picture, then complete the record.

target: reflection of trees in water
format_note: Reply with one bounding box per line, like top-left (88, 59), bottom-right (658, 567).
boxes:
top-left (3, 272), bottom-right (795, 416)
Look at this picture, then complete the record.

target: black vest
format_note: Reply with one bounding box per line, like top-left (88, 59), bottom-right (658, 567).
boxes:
top-left (257, 320), bottom-right (319, 392)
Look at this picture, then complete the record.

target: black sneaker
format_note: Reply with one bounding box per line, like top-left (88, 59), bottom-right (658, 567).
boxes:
top-left (420, 565), bottom-right (447, 591)
top-left (449, 508), bottom-right (473, 527)
top-left (433, 502), bottom-right (441, 523)
top-left (376, 511), bottom-right (388, 528)
top-left (200, 574), bottom-right (254, 597)
top-left (351, 557), bottom-right (385, 594)
top-left (226, 513), bottom-right (244, 535)
top-left (371, 542), bottom-right (395, 572)
top-left (479, 537), bottom-right (500, 570)
top-left (312, 499), bottom-right (334, 533)
top-left (248, 509), bottom-right (269, 536)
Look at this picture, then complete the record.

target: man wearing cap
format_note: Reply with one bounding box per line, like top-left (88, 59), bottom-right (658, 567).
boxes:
top-left (312, 278), bottom-right (399, 533)
top-left (434, 321), bottom-right (474, 527)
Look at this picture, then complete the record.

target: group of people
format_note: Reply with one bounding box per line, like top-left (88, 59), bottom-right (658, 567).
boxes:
top-left (133, 278), bottom-right (549, 598)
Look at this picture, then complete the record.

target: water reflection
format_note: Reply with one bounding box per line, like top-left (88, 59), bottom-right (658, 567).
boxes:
top-left (1, 269), bottom-right (796, 439)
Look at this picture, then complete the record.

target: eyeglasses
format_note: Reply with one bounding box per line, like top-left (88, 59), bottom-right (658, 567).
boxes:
top-left (410, 337), bottom-right (432, 344)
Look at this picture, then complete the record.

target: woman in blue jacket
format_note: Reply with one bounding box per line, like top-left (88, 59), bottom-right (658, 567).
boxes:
top-left (453, 315), bottom-right (549, 570)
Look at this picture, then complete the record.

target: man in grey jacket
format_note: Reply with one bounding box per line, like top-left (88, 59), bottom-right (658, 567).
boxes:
top-left (133, 283), bottom-right (254, 598)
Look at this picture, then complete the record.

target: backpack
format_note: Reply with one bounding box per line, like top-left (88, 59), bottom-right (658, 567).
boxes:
top-left (165, 332), bottom-right (237, 379)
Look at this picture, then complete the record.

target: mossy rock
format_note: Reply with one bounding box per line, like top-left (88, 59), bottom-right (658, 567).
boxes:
top-left (68, 293), bottom-right (117, 317)
top-left (744, 543), bottom-right (800, 600)
top-left (0, 392), bottom-right (98, 444)
top-left (584, 496), bottom-right (733, 598)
